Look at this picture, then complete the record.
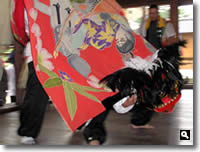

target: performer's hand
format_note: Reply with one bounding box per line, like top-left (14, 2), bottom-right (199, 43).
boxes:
top-left (122, 95), bottom-right (137, 108)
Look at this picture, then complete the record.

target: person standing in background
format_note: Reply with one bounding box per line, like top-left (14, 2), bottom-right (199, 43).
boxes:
top-left (140, 4), bottom-right (177, 49)
top-left (0, 58), bottom-right (8, 106)
top-left (6, 51), bottom-right (16, 103)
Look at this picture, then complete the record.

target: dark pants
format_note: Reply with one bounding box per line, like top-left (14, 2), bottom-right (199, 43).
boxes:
top-left (83, 110), bottom-right (110, 145)
top-left (83, 103), bottom-right (154, 145)
top-left (17, 62), bottom-right (49, 138)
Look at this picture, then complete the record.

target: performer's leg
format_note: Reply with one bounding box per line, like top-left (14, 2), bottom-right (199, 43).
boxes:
top-left (83, 110), bottom-right (110, 145)
top-left (18, 62), bottom-right (49, 141)
top-left (130, 103), bottom-right (154, 128)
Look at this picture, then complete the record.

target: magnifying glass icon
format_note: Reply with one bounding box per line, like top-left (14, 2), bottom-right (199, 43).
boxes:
top-left (181, 131), bottom-right (189, 139)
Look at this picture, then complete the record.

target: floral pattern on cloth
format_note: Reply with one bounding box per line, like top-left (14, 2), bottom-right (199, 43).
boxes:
top-left (12, 0), bottom-right (154, 131)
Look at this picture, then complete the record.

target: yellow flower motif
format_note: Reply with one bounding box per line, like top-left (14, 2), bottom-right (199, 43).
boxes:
top-left (98, 21), bottom-right (115, 42)
top-left (85, 21), bottom-right (97, 38)
top-left (89, 41), bottom-right (105, 50)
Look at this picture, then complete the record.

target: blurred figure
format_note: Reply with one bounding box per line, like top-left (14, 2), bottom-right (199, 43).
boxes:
top-left (0, 58), bottom-right (8, 106)
top-left (140, 4), bottom-right (177, 49)
top-left (6, 51), bottom-right (16, 103)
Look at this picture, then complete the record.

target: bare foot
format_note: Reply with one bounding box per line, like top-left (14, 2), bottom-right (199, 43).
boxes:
top-left (88, 140), bottom-right (100, 145)
top-left (130, 124), bottom-right (154, 129)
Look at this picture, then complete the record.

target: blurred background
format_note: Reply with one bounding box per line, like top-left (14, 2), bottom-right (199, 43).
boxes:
top-left (0, 0), bottom-right (193, 145)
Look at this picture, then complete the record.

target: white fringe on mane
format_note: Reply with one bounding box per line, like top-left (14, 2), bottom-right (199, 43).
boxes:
top-left (124, 51), bottom-right (163, 76)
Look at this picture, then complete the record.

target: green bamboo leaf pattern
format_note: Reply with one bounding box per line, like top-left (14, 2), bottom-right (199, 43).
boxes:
top-left (63, 81), bottom-right (77, 120)
top-left (77, 90), bottom-right (101, 103)
top-left (70, 0), bottom-right (86, 3)
top-left (70, 82), bottom-right (83, 90)
top-left (43, 78), bottom-right (63, 88)
top-left (71, 83), bottom-right (104, 92)
top-left (38, 63), bottom-right (58, 78)
top-left (71, 83), bottom-right (101, 103)
top-left (82, 86), bottom-right (106, 92)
